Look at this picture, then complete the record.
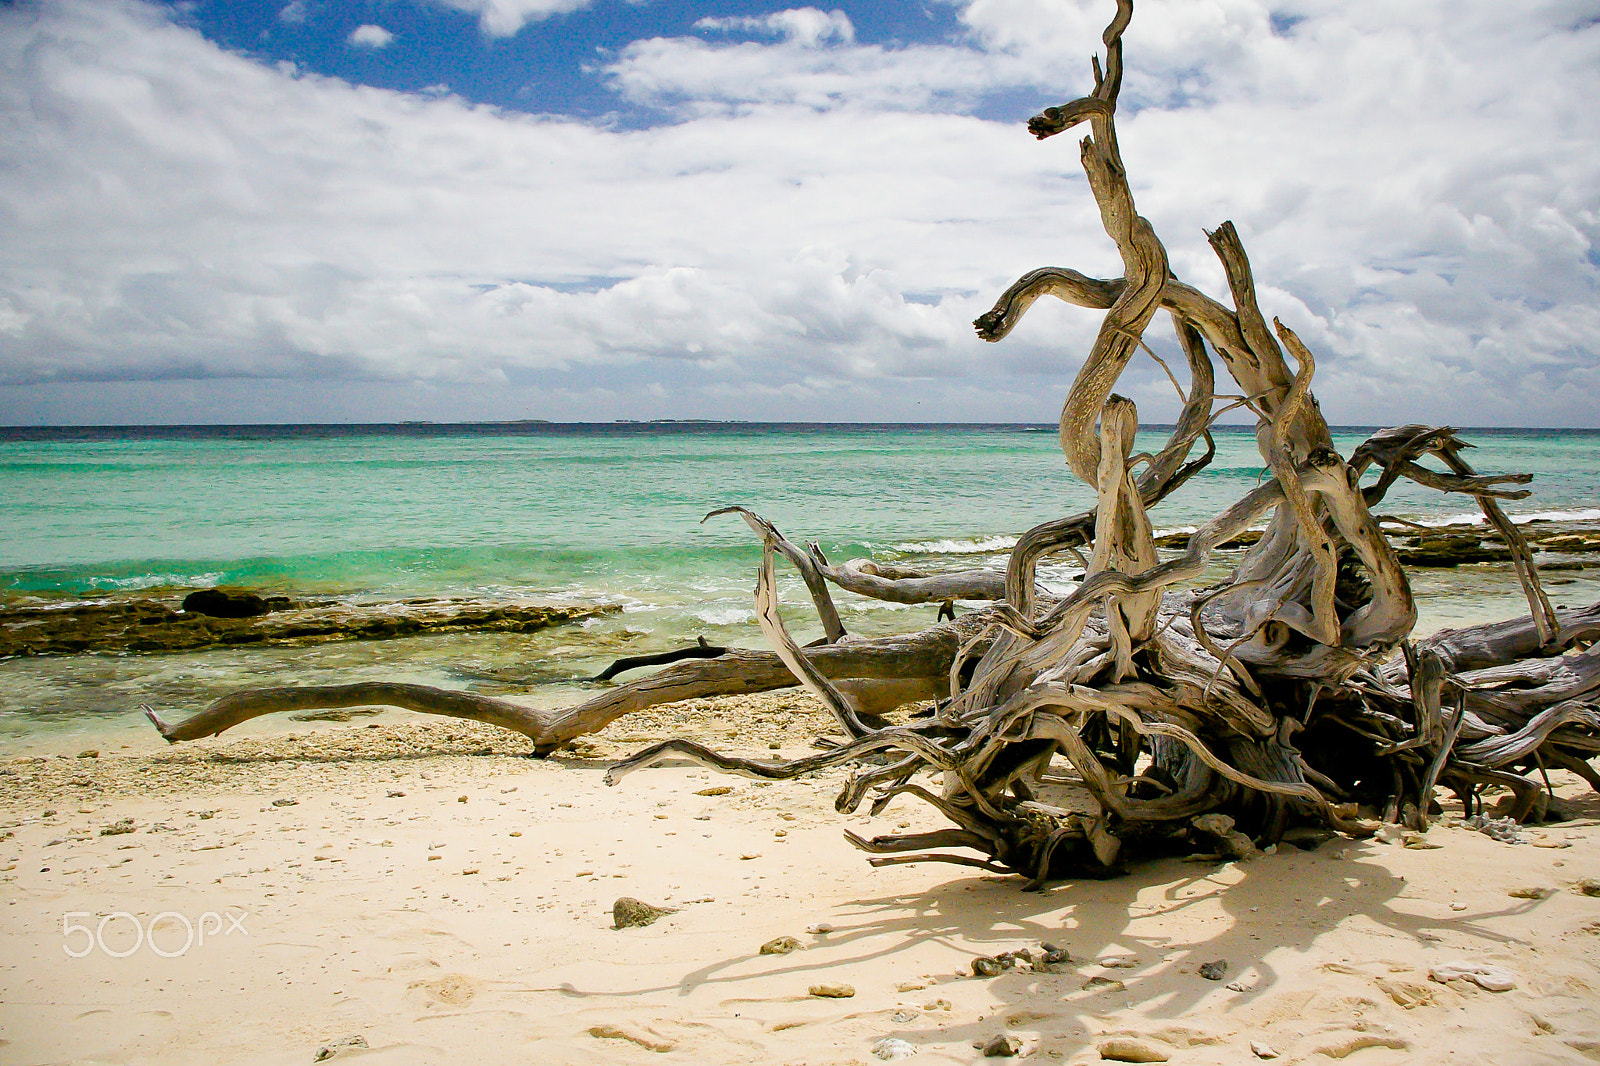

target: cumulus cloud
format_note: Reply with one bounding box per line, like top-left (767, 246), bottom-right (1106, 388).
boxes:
top-left (695, 8), bottom-right (856, 47)
top-left (0, 0), bottom-right (1596, 426)
top-left (278, 1), bottom-right (308, 24)
top-left (347, 23), bottom-right (394, 48)
top-left (432, 0), bottom-right (597, 37)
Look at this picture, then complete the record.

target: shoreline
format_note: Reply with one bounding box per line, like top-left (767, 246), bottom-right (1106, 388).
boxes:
top-left (3, 703), bottom-right (1599, 1064)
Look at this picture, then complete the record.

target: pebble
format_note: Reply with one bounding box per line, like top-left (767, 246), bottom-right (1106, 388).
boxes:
top-left (1250, 1039), bottom-right (1280, 1059)
top-left (971, 956), bottom-right (1007, 977)
top-left (612, 897), bottom-right (673, 929)
top-left (872, 1037), bottom-right (916, 1060)
top-left (979, 1033), bottom-right (1022, 1057)
top-left (695, 786), bottom-right (732, 796)
top-left (810, 983), bottom-right (855, 998)
top-left (1097, 1037), bottom-right (1170, 1062)
top-left (1508, 886), bottom-right (1554, 899)
top-left (313, 1035), bottom-right (368, 1061)
top-left (99, 817), bottom-right (135, 836)
top-left (270, 798), bottom-right (298, 807)
top-left (808, 922), bottom-right (835, 935)
top-left (1198, 959), bottom-right (1229, 981)
top-left (76, 750), bottom-right (99, 759)
top-left (759, 936), bottom-right (802, 955)
top-left (1574, 878), bottom-right (1600, 897)
top-left (1100, 956), bottom-right (1138, 968)
top-left (1429, 961), bottom-right (1516, 992)
top-left (1083, 976), bottom-right (1126, 992)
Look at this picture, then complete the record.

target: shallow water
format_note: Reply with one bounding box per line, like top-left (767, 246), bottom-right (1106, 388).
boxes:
top-left (3, 423), bottom-right (1596, 743)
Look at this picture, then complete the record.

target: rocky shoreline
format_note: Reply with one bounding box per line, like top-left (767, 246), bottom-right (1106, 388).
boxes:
top-left (0, 588), bottom-right (619, 658)
top-left (2, 517), bottom-right (1595, 661)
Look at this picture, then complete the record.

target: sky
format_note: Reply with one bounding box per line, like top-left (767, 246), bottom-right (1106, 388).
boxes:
top-left (0, 0), bottom-right (1597, 426)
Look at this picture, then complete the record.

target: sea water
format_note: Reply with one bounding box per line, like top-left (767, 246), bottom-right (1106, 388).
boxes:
top-left (2, 423), bottom-right (1597, 742)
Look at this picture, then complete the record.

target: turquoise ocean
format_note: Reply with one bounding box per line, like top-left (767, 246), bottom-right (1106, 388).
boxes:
top-left (2, 423), bottom-right (1598, 743)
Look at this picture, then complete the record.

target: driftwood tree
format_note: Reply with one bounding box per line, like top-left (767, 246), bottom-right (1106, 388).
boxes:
top-left (149, 0), bottom-right (1600, 883)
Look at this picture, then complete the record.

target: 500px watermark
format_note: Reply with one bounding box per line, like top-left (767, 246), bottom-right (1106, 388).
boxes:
top-left (62, 910), bottom-right (248, 958)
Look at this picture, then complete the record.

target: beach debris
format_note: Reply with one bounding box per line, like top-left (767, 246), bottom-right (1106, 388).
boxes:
top-left (891, 1009), bottom-right (918, 1023)
top-left (1192, 814), bottom-right (1260, 860)
top-left (1084, 976), bottom-right (1126, 992)
top-left (1040, 943), bottom-right (1072, 966)
top-left (588, 1023), bottom-right (675, 1052)
top-left (979, 1033), bottom-right (1022, 1057)
top-left (1249, 1040), bottom-right (1280, 1059)
top-left (1198, 960), bottom-right (1229, 981)
top-left (1508, 885), bottom-right (1554, 900)
top-left (808, 922), bottom-right (836, 935)
top-left (1429, 961), bottom-right (1517, 992)
top-left (695, 786), bottom-right (732, 796)
top-left (809, 983), bottom-right (855, 998)
top-left (759, 935), bottom-right (802, 955)
top-left (271, 798), bottom-right (298, 807)
top-left (1100, 955), bottom-right (1138, 968)
top-left (312, 1035), bottom-right (368, 1061)
top-left (872, 1037), bottom-right (917, 1060)
top-left (1096, 1037), bottom-right (1170, 1062)
top-left (1574, 878), bottom-right (1600, 897)
top-left (99, 817), bottom-right (135, 836)
top-left (1465, 815), bottom-right (1523, 844)
top-left (76, 750), bottom-right (98, 759)
top-left (612, 897), bottom-right (674, 929)
top-left (971, 956), bottom-right (1007, 977)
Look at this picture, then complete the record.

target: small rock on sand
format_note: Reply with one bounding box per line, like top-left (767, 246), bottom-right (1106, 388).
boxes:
top-left (1508, 885), bottom-right (1554, 899)
top-left (612, 897), bottom-right (673, 929)
top-left (1097, 1037), bottom-right (1170, 1062)
top-left (980, 1034), bottom-right (1022, 1057)
top-left (872, 1037), bottom-right (916, 1060)
top-left (313, 1035), bottom-right (368, 1061)
top-left (1084, 976), bottom-right (1126, 992)
top-left (1250, 1039), bottom-right (1280, 1059)
top-left (695, 786), bottom-right (732, 796)
top-left (810, 983), bottom-right (855, 998)
top-left (1429, 961), bottom-right (1516, 991)
top-left (1198, 959), bottom-right (1229, 981)
top-left (760, 935), bottom-right (802, 955)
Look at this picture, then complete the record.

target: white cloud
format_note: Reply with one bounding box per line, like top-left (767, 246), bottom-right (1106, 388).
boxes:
top-left (0, 0), bottom-right (1596, 427)
top-left (696, 8), bottom-right (856, 47)
top-left (278, 1), bottom-right (308, 24)
top-left (347, 23), bottom-right (394, 48)
top-left (432, 0), bottom-right (596, 37)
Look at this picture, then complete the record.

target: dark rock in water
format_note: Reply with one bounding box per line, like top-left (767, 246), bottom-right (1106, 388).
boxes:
top-left (0, 592), bottom-right (618, 657)
top-left (182, 587), bottom-right (272, 618)
top-left (1397, 534), bottom-right (1512, 568)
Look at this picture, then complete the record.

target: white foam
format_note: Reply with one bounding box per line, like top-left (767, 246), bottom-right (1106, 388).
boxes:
top-left (895, 535), bottom-right (1018, 555)
top-left (1387, 507), bottom-right (1600, 529)
top-left (694, 607), bottom-right (755, 625)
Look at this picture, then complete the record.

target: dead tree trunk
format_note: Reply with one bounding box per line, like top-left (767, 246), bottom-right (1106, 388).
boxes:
top-left (148, 0), bottom-right (1600, 886)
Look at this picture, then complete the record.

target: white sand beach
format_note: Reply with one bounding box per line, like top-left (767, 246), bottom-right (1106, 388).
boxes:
top-left (3, 695), bottom-right (1599, 1066)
